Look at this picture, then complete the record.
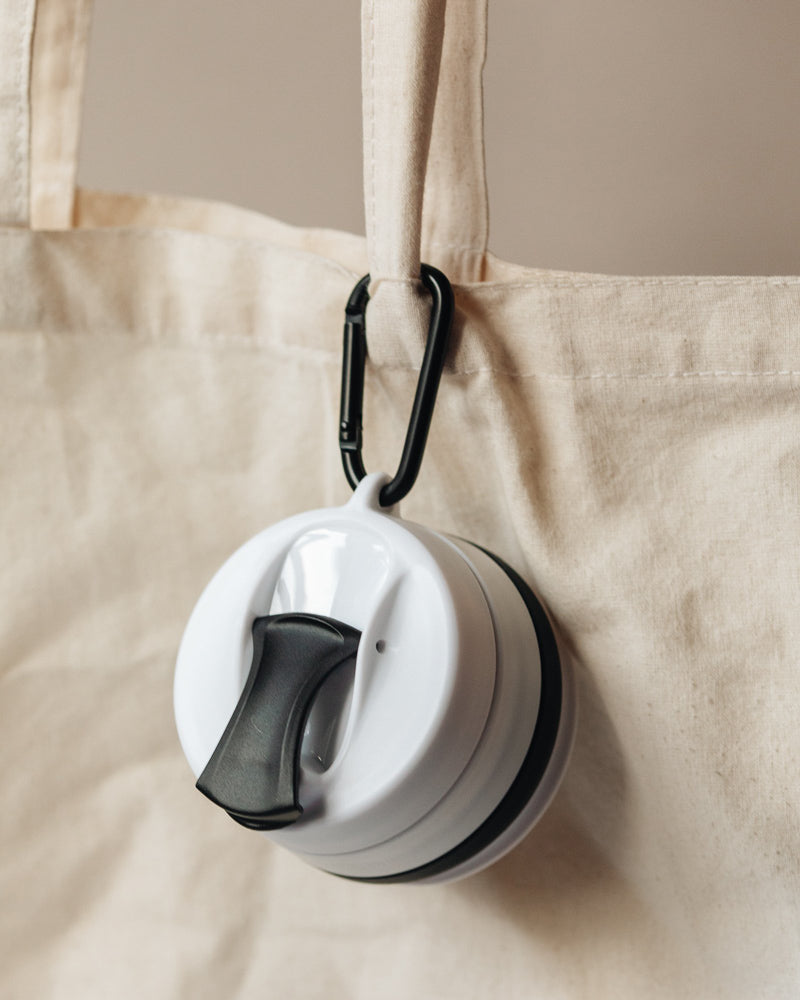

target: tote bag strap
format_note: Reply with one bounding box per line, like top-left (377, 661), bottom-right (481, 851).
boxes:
top-left (421, 0), bottom-right (489, 282)
top-left (0, 0), bottom-right (92, 229)
top-left (362, 0), bottom-right (488, 313)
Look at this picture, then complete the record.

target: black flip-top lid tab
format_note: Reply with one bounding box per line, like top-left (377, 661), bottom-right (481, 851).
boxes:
top-left (196, 613), bottom-right (361, 830)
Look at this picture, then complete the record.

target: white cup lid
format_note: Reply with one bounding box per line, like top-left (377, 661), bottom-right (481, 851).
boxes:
top-left (174, 475), bottom-right (497, 856)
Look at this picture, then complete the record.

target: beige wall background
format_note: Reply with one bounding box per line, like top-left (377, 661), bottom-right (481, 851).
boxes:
top-left (78, 0), bottom-right (800, 276)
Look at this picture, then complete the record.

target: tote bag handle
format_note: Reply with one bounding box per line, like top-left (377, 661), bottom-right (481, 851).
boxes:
top-left (360, 0), bottom-right (488, 357)
top-left (420, 0), bottom-right (489, 284)
top-left (0, 0), bottom-right (92, 229)
top-left (362, 0), bottom-right (488, 286)
top-left (2, 0), bottom-right (486, 250)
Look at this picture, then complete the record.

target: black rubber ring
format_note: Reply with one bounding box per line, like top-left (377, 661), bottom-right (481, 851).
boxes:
top-left (334, 546), bottom-right (563, 884)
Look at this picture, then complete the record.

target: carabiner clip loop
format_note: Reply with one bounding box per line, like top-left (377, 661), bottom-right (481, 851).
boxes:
top-left (339, 264), bottom-right (454, 507)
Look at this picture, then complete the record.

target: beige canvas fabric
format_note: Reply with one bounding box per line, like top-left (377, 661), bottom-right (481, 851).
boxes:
top-left (3, 1), bottom-right (800, 997)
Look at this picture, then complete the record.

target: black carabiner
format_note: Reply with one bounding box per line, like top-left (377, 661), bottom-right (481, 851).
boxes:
top-left (339, 263), bottom-right (454, 508)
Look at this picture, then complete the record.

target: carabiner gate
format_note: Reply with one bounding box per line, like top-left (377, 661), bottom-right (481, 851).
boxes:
top-left (339, 264), bottom-right (454, 507)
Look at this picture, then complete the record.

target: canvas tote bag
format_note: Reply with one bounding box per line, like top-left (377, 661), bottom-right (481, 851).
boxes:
top-left (3, 0), bottom-right (799, 997)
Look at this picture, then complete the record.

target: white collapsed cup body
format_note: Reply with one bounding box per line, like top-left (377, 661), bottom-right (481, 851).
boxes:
top-left (174, 475), bottom-right (575, 882)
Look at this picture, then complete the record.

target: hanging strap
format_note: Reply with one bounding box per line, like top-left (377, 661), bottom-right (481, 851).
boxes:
top-left (30, 0), bottom-right (93, 229)
top-left (4, 0), bottom-right (481, 241)
top-left (421, 0), bottom-right (489, 283)
top-left (0, 0), bottom-right (36, 226)
top-left (362, 0), bottom-right (488, 286)
top-left (362, 0), bottom-right (446, 285)
top-left (361, 0), bottom-right (488, 357)
top-left (0, 0), bottom-right (92, 229)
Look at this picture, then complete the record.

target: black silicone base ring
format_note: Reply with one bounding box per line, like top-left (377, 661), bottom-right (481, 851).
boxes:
top-left (333, 546), bottom-right (563, 884)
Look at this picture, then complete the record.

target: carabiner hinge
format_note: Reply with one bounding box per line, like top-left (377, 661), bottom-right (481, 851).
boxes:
top-left (338, 264), bottom-right (454, 507)
top-left (338, 275), bottom-right (370, 464)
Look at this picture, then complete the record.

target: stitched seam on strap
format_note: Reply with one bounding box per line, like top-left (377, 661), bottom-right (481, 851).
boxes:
top-left (487, 369), bottom-right (800, 382)
top-left (469, 277), bottom-right (800, 289)
top-left (428, 242), bottom-right (485, 255)
top-left (367, 0), bottom-right (377, 273)
top-left (367, 274), bottom-right (800, 289)
top-left (12, 0), bottom-right (29, 221)
top-left (0, 225), bottom-right (360, 278)
top-left (5, 226), bottom-right (800, 292)
top-left (370, 366), bottom-right (800, 381)
top-left (16, 330), bottom-right (800, 382)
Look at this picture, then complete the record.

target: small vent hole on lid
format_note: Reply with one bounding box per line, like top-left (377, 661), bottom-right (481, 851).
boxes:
top-left (375, 639), bottom-right (386, 654)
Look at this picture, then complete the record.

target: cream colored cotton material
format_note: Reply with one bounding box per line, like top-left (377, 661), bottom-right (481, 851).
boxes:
top-left (2, 1), bottom-right (799, 998)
